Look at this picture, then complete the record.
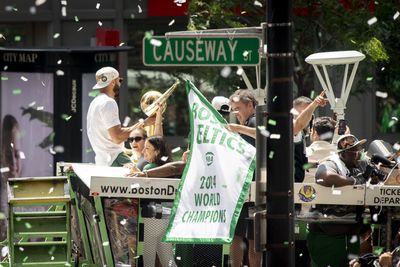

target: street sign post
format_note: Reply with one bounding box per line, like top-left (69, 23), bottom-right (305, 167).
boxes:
top-left (143, 36), bottom-right (261, 66)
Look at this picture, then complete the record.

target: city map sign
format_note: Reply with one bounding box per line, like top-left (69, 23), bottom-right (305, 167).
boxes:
top-left (143, 36), bottom-right (261, 66)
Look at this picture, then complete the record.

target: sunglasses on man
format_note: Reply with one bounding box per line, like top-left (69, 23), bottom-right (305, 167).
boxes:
top-left (127, 136), bottom-right (144, 143)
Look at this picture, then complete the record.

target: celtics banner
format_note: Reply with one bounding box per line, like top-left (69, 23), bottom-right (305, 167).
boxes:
top-left (164, 80), bottom-right (256, 244)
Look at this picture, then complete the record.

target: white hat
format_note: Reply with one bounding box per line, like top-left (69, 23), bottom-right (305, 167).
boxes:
top-left (92, 67), bottom-right (119, 90)
top-left (211, 96), bottom-right (230, 114)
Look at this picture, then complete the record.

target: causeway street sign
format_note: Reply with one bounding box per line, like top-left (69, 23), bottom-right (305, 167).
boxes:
top-left (143, 36), bottom-right (261, 66)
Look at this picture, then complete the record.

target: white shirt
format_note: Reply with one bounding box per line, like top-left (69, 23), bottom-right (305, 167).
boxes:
top-left (306, 141), bottom-right (336, 164)
top-left (87, 93), bottom-right (123, 166)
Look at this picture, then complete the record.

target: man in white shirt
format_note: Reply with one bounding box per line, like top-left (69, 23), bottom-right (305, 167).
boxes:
top-left (87, 66), bottom-right (152, 166)
top-left (306, 116), bottom-right (336, 164)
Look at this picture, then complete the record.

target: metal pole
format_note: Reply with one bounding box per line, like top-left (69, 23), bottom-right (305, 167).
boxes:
top-left (266, 0), bottom-right (295, 266)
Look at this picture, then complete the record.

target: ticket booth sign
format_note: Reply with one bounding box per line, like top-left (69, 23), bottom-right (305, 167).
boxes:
top-left (365, 186), bottom-right (400, 206)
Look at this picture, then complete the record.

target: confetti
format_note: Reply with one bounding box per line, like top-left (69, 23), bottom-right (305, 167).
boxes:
top-left (0, 33), bottom-right (5, 40)
top-left (1, 76), bottom-right (8, 80)
top-left (236, 67), bottom-right (244, 76)
top-left (77, 26), bottom-right (83, 32)
top-left (48, 187), bottom-right (54, 194)
top-left (56, 70), bottom-right (65, 76)
top-left (41, 81), bottom-right (46, 86)
top-left (96, 3), bottom-right (100, 9)
top-left (310, 90), bottom-right (315, 99)
top-left (332, 189), bottom-right (342, 195)
top-left (268, 151), bottom-right (274, 159)
top-left (35, 0), bottom-right (47, 6)
top-left (13, 89), bottom-right (22, 95)
top-left (23, 256), bottom-right (29, 262)
top-left (3, 65), bottom-right (8, 70)
top-left (241, 11), bottom-right (247, 14)
top-left (30, 6), bottom-right (37, 15)
top-left (48, 245), bottom-right (57, 255)
top-left (272, 96), bottom-right (277, 102)
top-left (302, 163), bottom-right (313, 170)
top-left (98, 21), bottom-right (103, 26)
top-left (29, 101), bottom-right (36, 107)
top-left (119, 42), bottom-right (125, 46)
top-left (0, 212), bottom-right (5, 220)
top-left (161, 156), bottom-right (169, 162)
top-left (172, 147), bottom-right (181, 153)
top-left (268, 119), bottom-right (277, 126)
top-left (150, 39), bottom-right (162, 47)
top-left (366, 76), bottom-right (373, 81)
top-left (375, 91), bottom-right (388, 98)
top-left (372, 213), bottom-right (378, 222)
top-left (0, 167), bottom-right (9, 173)
top-left (54, 146), bottom-right (65, 153)
top-left (367, 17), bottom-right (378, 25)
top-left (25, 222), bottom-right (32, 229)
top-left (130, 183), bottom-right (140, 189)
top-left (122, 116), bottom-right (131, 127)
top-left (74, 16), bottom-right (79, 22)
top-left (138, 5), bottom-right (142, 13)
top-left (257, 126), bottom-right (270, 138)
top-left (254, 1), bottom-right (263, 7)
top-left (49, 147), bottom-right (56, 155)
top-left (20, 76), bottom-right (28, 82)
top-left (51, 256), bottom-right (55, 261)
top-left (61, 6), bottom-right (67, 16)
top-left (394, 11), bottom-right (400, 20)
top-left (220, 66), bottom-right (231, 78)
top-left (393, 143), bottom-right (400, 151)
top-left (168, 19), bottom-right (175, 26)
top-left (120, 219), bottom-right (127, 225)
top-left (61, 114), bottom-right (72, 121)
top-left (270, 134), bottom-right (281, 139)
top-left (88, 90), bottom-right (99, 98)
top-left (19, 151), bottom-right (26, 159)
top-left (102, 241), bottom-right (109, 247)
top-left (15, 36), bottom-right (22, 42)
top-left (61, 0), bottom-right (67, 5)
top-left (349, 235), bottom-right (358, 243)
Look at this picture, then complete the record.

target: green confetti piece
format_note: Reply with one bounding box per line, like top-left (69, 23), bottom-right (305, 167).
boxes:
top-left (74, 16), bottom-right (79, 22)
top-left (350, 39), bottom-right (357, 44)
top-left (268, 151), bottom-right (274, 159)
top-left (310, 90), bottom-right (315, 99)
top-left (144, 31), bottom-right (153, 40)
top-left (88, 90), bottom-right (99, 98)
top-left (13, 88), bottom-right (22, 95)
top-left (61, 114), bottom-right (72, 121)
top-left (131, 107), bottom-right (141, 113)
top-left (366, 76), bottom-right (374, 81)
top-left (388, 120), bottom-right (396, 127)
top-left (48, 245), bottom-right (57, 255)
top-left (373, 246), bottom-right (383, 256)
top-left (272, 96), bottom-right (277, 102)
top-left (1, 76), bottom-right (8, 81)
top-left (14, 35), bottom-right (21, 42)
top-left (283, 241), bottom-right (289, 245)
top-left (23, 256), bottom-right (29, 262)
top-left (0, 212), bottom-right (5, 220)
top-left (25, 222), bottom-right (32, 229)
top-left (268, 119), bottom-right (277, 126)
top-left (302, 163), bottom-right (313, 170)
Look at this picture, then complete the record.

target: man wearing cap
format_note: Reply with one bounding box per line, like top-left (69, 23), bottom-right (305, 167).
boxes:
top-left (87, 66), bottom-right (153, 166)
top-left (211, 96), bottom-right (231, 121)
top-left (306, 134), bottom-right (378, 267)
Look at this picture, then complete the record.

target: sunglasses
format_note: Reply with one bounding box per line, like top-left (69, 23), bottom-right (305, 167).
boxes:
top-left (118, 77), bottom-right (123, 83)
top-left (127, 136), bottom-right (144, 143)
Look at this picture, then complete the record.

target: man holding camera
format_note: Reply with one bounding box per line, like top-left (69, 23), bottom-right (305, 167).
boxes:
top-left (306, 134), bottom-right (381, 267)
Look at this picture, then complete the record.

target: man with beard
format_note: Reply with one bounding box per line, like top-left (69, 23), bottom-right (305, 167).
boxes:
top-left (87, 66), bottom-right (152, 166)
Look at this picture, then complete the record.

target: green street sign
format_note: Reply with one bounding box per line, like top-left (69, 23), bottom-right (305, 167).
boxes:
top-left (143, 36), bottom-right (261, 66)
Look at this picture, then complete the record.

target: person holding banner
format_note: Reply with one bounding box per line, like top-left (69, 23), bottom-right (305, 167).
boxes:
top-left (228, 89), bottom-right (261, 267)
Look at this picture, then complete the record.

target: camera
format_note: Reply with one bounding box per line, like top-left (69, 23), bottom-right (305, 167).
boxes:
top-left (363, 163), bottom-right (386, 182)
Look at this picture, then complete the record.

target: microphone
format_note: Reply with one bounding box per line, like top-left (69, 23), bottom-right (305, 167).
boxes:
top-left (371, 154), bottom-right (395, 167)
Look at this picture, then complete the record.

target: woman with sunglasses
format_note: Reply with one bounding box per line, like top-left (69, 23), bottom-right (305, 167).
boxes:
top-left (128, 128), bottom-right (148, 171)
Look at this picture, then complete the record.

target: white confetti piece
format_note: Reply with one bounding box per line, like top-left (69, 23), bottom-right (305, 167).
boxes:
top-left (381, 67), bottom-right (385, 71)
top-left (176, 256), bottom-right (181, 260)
top-left (98, 21), bottom-right (102, 26)
top-left (257, 126), bottom-right (270, 137)
top-left (131, 183), bottom-right (140, 189)
top-left (77, 27), bottom-right (83, 32)
top-left (41, 81), bottom-right (46, 86)
top-left (1, 247), bottom-right (8, 258)
top-left (57, 59), bottom-right (62, 64)
top-left (393, 143), bottom-right (400, 151)
top-left (332, 189), bottom-right (342, 195)
top-left (168, 19), bottom-right (175, 26)
top-left (74, 16), bottom-right (79, 22)
top-left (241, 11), bottom-right (247, 14)
top-left (3, 65), bottom-right (8, 70)
top-left (172, 147), bottom-right (181, 153)
top-left (29, 101), bottom-right (36, 107)
top-left (161, 156), bottom-right (169, 162)
top-left (35, 0), bottom-right (47, 6)
top-left (37, 106), bottom-right (44, 110)
top-left (49, 147), bottom-right (56, 155)
top-left (20, 76), bottom-right (28, 82)
top-left (0, 212), bottom-right (5, 219)
top-left (0, 33), bottom-right (5, 40)
top-left (372, 213), bottom-right (379, 222)
top-left (51, 256), bottom-right (55, 261)
top-left (316, 179), bottom-right (323, 183)
top-left (394, 11), bottom-right (400, 20)
top-left (367, 17), bottom-right (378, 25)
top-left (61, 0), bottom-right (67, 5)
top-left (270, 134), bottom-right (281, 139)
top-left (102, 241), bottom-right (109, 247)
top-left (19, 151), bottom-right (26, 159)
top-left (392, 117), bottom-right (398, 122)
top-left (0, 167), bottom-right (10, 173)
top-left (56, 70), bottom-right (65, 76)
top-left (119, 42), bottom-right (125, 46)
top-left (254, 0), bottom-right (263, 7)
top-left (120, 219), bottom-right (127, 225)
top-left (375, 91), bottom-right (388, 98)
top-left (150, 39), bottom-right (162, 47)
top-left (122, 116), bottom-right (131, 127)
top-left (53, 33), bottom-right (60, 39)
top-left (236, 67), bottom-right (244, 76)
top-left (138, 5), bottom-right (142, 13)
top-left (54, 146), bottom-right (65, 153)
top-left (349, 235), bottom-right (358, 244)
top-left (61, 6), bottom-right (66, 16)
top-left (220, 66), bottom-right (231, 78)
top-left (48, 187), bottom-right (54, 194)
top-left (30, 6), bottom-right (37, 15)
top-left (96, 3), bottom-right (100, 9)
